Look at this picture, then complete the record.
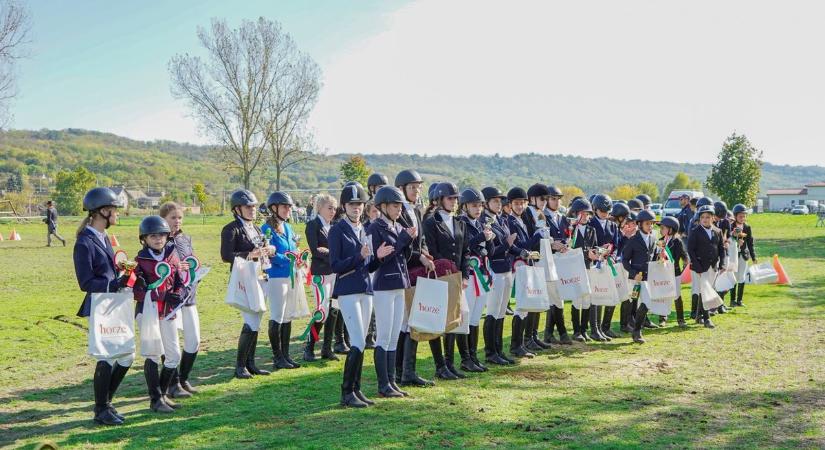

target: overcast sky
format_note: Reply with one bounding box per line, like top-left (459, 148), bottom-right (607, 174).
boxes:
top-left (13, 0), bottom-right (825, 166)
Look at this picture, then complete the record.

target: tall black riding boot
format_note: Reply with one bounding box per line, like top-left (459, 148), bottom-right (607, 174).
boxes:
top-left (619, 301), bottom-right (632, 333)
top-left (268, 320), bottom-right (291, 370)
top-left (375, 347), bottom-right (403, 398)
top-left (145, 359), bottom-right (174, 413)
top-left (632, 304), bottom-right (649, 343)
top-left (107, 362), bottom-right (130, 421)
top-left (365, 313), bottom-right (377, 349)
top-left (580, 307), bottom-right (592, 341)
top-left (178, 351), bottom-right (198, 394)
top-left (93, 361), bottom-right (122, 425)
top-left (523, 312), bottom-right (540, 351)
top-left (530, 312), bottom-right (550, 349)
top-left (675, 296), bottom-right (687, 327)
top-left (510, 315), bottom-right (535, 358)
top-left (321, 315), bottom-right (339, 360)
top-left (159, 366), bottom-right (180, 409)
top-left (495, 318), bottom-right (515, 363)
top-left (386, 350), bottom-right (408, 396)
top-left (353, 348), bottom-right (374, 405)
top-left (737, 282), bottom-right (745, 306)
top-left (485, 316), bottom-right (508, 365)
top-left (431, 337), bottom-right (457, 380)
top-left (303, 322), bottom-right (320, 362)
top-left (543, 307), bottom-right (557, 344)
top-left (246, 331), bottom-right (270, 375)
top-left (395, 331), bottom-right (407, 383)
top-left (695, 295), bottom-right (705, 324)
top-left (589, 306), bottom-right (607, 341)
top-left (690, 294), bottom-right (699, 319)
top-left (340, 348), bottom-right (367, 408)
top-left (400, 335), bottom-right (434, 386)
top-left (461, 329), bottom-right (484, 372)
top-left (469, 325), bottom-right (488, 371)
top-left (629, 300), bottom-right (638, 329)
top-left (166, 367), bottom-right (192, 399)
top-left (601, 306), bottom-right (618, 338)
top-left (447, 334), bottom-right (468, 377)
top-left (281, 321), bottom-right (301, 368)
top-left (553, 306), bottom-right (571, 344)
top-left (235, 324), bottom-right (254, 379)
top-left (729, 284), bottom-right (738, 308)
top-left (571, 307), bottom-right (584, 342)
top-left (700, 296), bottom-right (715, 328)
top-left (333, 308), bottom-right (350, 354)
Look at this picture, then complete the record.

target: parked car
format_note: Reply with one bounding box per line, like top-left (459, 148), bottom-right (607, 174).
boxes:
top-left (791, 205), bottom-right (809, 215)
top-left (662, 191), bottom-right (704, 217)
top-left (651, 203), bottom-right (663, 217)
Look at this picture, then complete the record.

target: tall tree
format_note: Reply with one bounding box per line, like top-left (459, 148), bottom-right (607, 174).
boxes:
top-left (0, 0), bottom-right (30, 127)
top-left (558, 185), bottom-right (584, 207)
top-left (339, 156), bottom-right (370, 187)
top-left (636, 181), bottom-right (660, 202)
top-left (608, 184), bottom-right (641, 201)
top-left (53, 166), bottom-right (96, 215)
top-left (169, 17), bottom-right (284, 189)
top-left (706, 133), bottom-right (763, 206)
top-left (663, 172), bottom-right (702, 198)
top-left (259, 28), bottom-right (322, 190)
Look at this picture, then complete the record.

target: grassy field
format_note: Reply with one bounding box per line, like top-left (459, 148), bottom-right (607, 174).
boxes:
top-left (1, 213), bottom-right (824, 449)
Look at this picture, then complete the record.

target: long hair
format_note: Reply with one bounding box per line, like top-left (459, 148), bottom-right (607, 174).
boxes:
top-left (75, 216), bottom-right (91, 238)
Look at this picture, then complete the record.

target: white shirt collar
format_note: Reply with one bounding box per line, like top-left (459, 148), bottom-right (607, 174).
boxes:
top-left (85, 225), bottom-right (108, 247)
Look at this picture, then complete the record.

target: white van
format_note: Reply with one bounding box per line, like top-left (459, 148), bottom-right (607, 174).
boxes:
top-left (662, 190), bottom-right (704, 217)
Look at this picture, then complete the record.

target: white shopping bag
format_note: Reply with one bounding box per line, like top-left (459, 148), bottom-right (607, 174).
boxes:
top-left (140, 292), bottom-right (164, 358)
top-left (537, 239), bottom-right (559, 282)
top-left (746, 263), bottom-right (777, 285)
top-left (647, 260), bottom-right (678, 300)
top-left (714, 270), bottom-right (737, 292)
top-left (285, 269), bottom-right (311, 321)
top-left (225, 257), bottom-right (267, 313)
top-left (546, 281), bottom-right (563, 309)
top-left (88, 292), bottom-right (135, 359)
top-left (555, 248), bottom-right (591, 301)
top-left (515, 264), bottom-right (550, 312)
top-left (726, 238), bottom-right (740, 274)
top-left (641, 282), bottom-right (673, 316)
top-left (588, 265), bottom-right (620, 306)
top-left (613, 265), bottom-right (630, 301)
top-left (699, 276), bottom-right (723, 309)
top-left (408, 276), bottom-right (449, 334)
top-left (453, 289), bottom-right (471, 334)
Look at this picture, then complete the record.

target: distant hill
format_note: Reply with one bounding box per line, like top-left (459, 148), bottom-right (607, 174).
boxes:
top-left (2, 128), bottom-right (824, 203)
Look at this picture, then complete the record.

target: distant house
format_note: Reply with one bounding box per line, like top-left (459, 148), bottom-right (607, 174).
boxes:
top-left (109, 186), bottom-right (129, 210)
top-left (765, 182), bottom-right (825, 211)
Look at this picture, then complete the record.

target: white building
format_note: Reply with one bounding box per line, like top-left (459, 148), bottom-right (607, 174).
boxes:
top-left (766, 182), bottom-right (825, 211)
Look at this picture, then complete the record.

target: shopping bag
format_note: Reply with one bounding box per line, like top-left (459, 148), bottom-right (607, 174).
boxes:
top-left (537, 239), bottom-right (559, 282)
top-left (452, 288), bottom-right (471, 335)
top-left (88, 292), bottom-right (135, 359)
top-left (555, 248), bottom-right (591, 301)
top-left (546, 281), bottom-right (563, 309)
top-left (140, 292), bottom-right (164, 357)
top-left (641, 282), bottom-right (672, 316)
top-left (408, 271), bottom-right (463, 341)
top-left (746, 263), bottom-right (778, 285)
top-left (699, 276), bottom-right (723, 309)
top-left (515, 264), bottom-right (550, 312)
top-left (588, 265), bottom-right (620, 306)
top-left (726, 237), bottom-right (739, 274)
top-left (224, 257), bottom-right (250, 312)
top-left (285, 269), bottom-right (311, 321)
top-left (713, 270), bottom-right (737, 292)
top-left (613, 265), bottom-right (630, 301)
top-left (647, 260), bottom-right (678, 300)
top-left (226, 257), bottom-right (267, 313)
top-left (407, 276), bottom-right (449, 334)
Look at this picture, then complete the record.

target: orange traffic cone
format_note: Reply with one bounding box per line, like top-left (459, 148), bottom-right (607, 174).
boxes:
top-left (772, 254), bottom-right (792, 286)
top-left (110, 234), bottom-right (120, 247)
top-left (680, 263), bottom-right (692, 284)
top-left (9, 229), bottom-right (21, 241)
top-left (0, 232), bottom-right (4, 241)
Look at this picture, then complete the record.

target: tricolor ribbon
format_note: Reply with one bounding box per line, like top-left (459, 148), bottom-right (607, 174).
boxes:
top-left (606, 257), bottom-right (618, 277)
top-left (299, 310), bottom-right (324, 341)
top-left (663, 239), bottom-right (674, 264)
top-left (468, 256), bottom-right (491, 296)
top-left (146, 261), bottom-right (171, 290)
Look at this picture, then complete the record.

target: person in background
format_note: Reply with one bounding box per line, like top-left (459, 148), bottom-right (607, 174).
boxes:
top-left (730, 204), bottom-right (756, 307)
top-left (45, 200), bottom-right (67, 247)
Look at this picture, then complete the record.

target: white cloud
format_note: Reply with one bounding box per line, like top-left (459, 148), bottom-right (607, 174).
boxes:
top-left (310, 0), bottom-right (825, 165)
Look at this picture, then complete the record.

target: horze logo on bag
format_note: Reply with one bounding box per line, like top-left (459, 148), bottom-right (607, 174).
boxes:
top-left (417, 302), bottom-right (440, 314)
top-left (561, 276), bottom-right (581, 285)
top-left (526, 287), bottom-right (544, 296)
top-left (593, 285), bottom-right (608, 294)
top-left (99, 323), bottom-right (129, 337)
top-left (652, 280), bottom-right (671, 287)
top-left (237, 281), bottom-right (247, 294)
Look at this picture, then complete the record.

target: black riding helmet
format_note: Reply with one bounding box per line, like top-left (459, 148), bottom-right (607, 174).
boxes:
top-left (696, 197), bottom-right (713, 208)
top-left (527, 183), bottom-right (551, 199)
top-left (367, 173), bottom-right (389, 188)
top-left (627, 198), bottom-right (644, 211)
top-left (459, 188), bottom-right (485, 207)
top-left (374, 185), bottom-right (405, 205)
top-left (481, 186), bottom-right (505, 201)
top-left (611, 202), bottom-right (630, 219)
top-left (635, 210), bottom-right (656, 223)
top-left (139, 215), bottom-right (171, 238)
top-left (394, 169), bottom-right (422, 188)
top-left (591, 194), bottom-right (613, 213)
top-left (267, 192), bottom-right (294, 208)
top-left (696, 204), bottom-right (715, 217)
top-left (230, 189), bottom-right (258, 208)
top-left (732, 204), bottom-right (748, 215)
top-left (83, 187), bottom-right (122, 212)
top-left (569, 198), bottom-right (593, 216)
top-left (547, 185), bottom-right (563, 197)
top-left (507, 187), bottom-right (528, 202)
top-left (434, 182), bottom-right (459, 200)
top-left (340, 183), bottom-right (369, 204)
top-left (659, 216), bottom-right (680, 232)
top-left (713, 201), bottom-right (728, 219)
top-left (635, 194), bottom-right (652, 207)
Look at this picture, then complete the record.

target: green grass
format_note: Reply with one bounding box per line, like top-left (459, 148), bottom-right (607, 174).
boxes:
top-left (1, 214), bottom-right (824, 449)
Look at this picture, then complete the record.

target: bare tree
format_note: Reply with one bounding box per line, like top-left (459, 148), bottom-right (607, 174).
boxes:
top-left (0, 1), bottom-right (31, 127)
top-left (260, 42), bottom-right (322, 190)
top-left (169, 17), bottom-right (285, 189)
